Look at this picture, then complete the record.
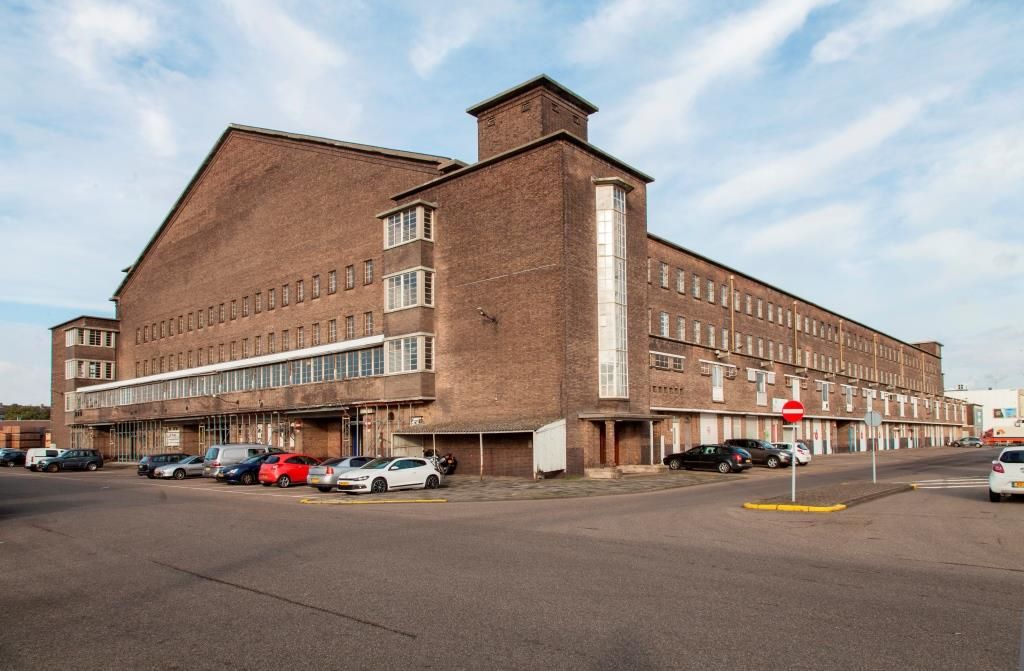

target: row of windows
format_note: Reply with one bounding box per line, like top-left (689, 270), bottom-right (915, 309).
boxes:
top-left (79, 347), bottom-right (387, 410)
top-left (654, 313), bottom-right (939, 396)
top-left (650, 260), bottom-right (934, 372)
top-left (134, 314), bottom-right (376, 377)
top-left (134, 263), bottom-right (375, 345)
top-left (65, 359), bottom-right (115, 380)
top-left (65, 328), bottom-right (116, 348)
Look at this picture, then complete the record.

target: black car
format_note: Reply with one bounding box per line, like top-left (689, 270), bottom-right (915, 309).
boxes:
top-left (138, 452), bottom-right (189, 478)
top-left (0, 449), bottom-right (26, 467)
top-left (663, 444), bottom-right (752, 473)
top-left (724, 438), bottom-right (792, 468)
top-left (37, 449), bottom-right (104, 472)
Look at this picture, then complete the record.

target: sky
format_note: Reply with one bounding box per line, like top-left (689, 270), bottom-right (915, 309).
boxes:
top-left (1, 0), bottom-right (1022, 404)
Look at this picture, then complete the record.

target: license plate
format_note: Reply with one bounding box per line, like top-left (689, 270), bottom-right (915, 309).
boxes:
top-left (338, 481), bottom-right (349, 486)
top-left (310, 477), bottom-right (320, 483)
top-left (745, 459), bottom-right (751, 463)
top-left (1013, 481), bottom-right (1024, 488)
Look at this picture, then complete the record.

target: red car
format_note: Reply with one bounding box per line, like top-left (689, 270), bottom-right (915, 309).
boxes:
top-left (258, 453), bottom-right (321, 488)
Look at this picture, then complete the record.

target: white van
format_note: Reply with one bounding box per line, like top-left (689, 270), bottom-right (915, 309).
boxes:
top-left (25, 448), bottom-right (66, 471)
top-left (202, 444), bottom-right (273, 478)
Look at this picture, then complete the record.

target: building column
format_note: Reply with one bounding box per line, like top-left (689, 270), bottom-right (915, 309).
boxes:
top-left (604, 420), bottom-right (617, 466)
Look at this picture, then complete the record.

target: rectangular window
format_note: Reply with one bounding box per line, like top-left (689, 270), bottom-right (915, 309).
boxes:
top-left (364, 312), bottom-right (374, 336)
top-left (746, 295), bottom-right (752, 315)
top-left (297, 326), bottom-right (305, 349)
top-left (767, 302), bottom-right (774, 322)
top-left (694, 320), bottom-right (702, 344)
top-left (596, 184), bottom-right (629, 398)
top-left (217, 344), bottom-right (224, 363)
top-left (255, 292), bottom-right (262, 314)
top-left (242, 339), bottom-right (249, 358)
top-left (659, 312), bottom-right (669, 337)
top-left (423, 209), bottom-right (433, 241)
top-left (296, 280), bottom-right (305, 303)
top-left (712, 365), bottom-right (724, 402)
top-left (219, 304), bottom-right (225, 323)
top-left (268, 289), bottom-right (276, 310)
top-left (734, 290), bottom-right (740, 312)
top-left (135, 328), bottom-right (140, 345)
top-left (386, 209), bottom-right (418, 247)
top-left (386, 336), bottom-right (433, 373)
top-left (721, 285), bottom-right (728, 307)
top-left (708, 324), bottom-right (715, 348)
top-left (735, 331), bottom-right (742, 351)
top-left (242, 297), bottom-right (249, 317)
top-left (327, 320), bottom-right (337, 343)
top-left (692, 274), bottom-right (700, 298)
top-left (254, 336), bottom-right (261, 356)
top-left (707, 280), bottom-right (715, 303)
top-left (312, 275), bottom-right (320, 299)
top-left (676, 317), bottom-right (685, 341)
top-left (676, 269), bottom-right (685, 293)
top-left (311, 323), bottom-right (320, 346)
top-left (387, 271), bottom-right (420, 311)
top-left (160, 322), bottom-right (166, 338)
top-left (229, 341), bottom-right (236, 360)
top-left (345, 265), bottom-right (355, 290)
top-left (345, 316), bottom-right (355, 339)
top-left (757, 299), bottom-right (763, 319)
top-left (747, 335), bottom-right (753, 353)
top-left (230, 300), bottom-right (237, 320)
top-left (659, 263), bottom-right (669, 288)
top-left (364, 260), bottom-right (374, 285)
top-left (281, 285), bottom-right (290, 307)
top-left (281, 330), bottom-right (290, 352)
top-left (268, 333), bottom-right (275, 354)
top-left (327, 270), bottom-right (337, 294)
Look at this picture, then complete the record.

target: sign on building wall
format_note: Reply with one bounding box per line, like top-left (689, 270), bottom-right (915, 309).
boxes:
top-left (165, 428), bottom-right (181, 447)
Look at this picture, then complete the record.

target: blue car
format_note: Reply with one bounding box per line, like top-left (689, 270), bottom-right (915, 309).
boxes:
top-left (217, 451), bottom-right (281, 485)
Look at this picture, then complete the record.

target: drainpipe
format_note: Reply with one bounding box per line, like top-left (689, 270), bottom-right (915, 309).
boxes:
top-left (729, 276), bottom-right (735, 350)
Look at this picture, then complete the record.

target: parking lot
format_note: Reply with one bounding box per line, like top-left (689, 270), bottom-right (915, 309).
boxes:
top-left (1, 446), bottom-right (1021, 670)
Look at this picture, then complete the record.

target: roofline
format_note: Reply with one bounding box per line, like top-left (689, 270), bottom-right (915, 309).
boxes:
top-left (647, 232), bottom-right (944, 359)
top-left (466, 74), bottom-right (599, 116)
top-left (49, 315), bottom-right (119, 331)
top-left (391, 130), bottom-right (654, 201)
top-left (111, 125), bottom-right (453, 300)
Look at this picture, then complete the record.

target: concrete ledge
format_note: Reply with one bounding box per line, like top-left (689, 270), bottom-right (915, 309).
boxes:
top-left (618, 464), bottom-right (668, 475)
top-left (743, 502), bottom-right (847, 513)
top-left (743, 482), bottom-right (913, 513)
top-left (584, 467), bottom-right (622, 480)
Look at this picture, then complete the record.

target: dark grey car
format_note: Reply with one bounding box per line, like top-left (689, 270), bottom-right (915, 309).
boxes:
top-left (38, 449), bottom-right (104, 472)
top-left (724, 438), bottom-right (792, 468)
top-left (307, 456), bottom-right (375, 492)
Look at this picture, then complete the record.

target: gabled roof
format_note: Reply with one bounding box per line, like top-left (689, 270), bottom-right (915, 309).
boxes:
top-left (111, 125), bottom-right (453, 300)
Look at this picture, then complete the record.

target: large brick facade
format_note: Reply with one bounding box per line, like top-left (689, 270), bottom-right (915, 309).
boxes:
top-left (51, 76), bottom-right (969, 475)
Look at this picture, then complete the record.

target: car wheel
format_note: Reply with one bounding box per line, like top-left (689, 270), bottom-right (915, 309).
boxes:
top-left (7, 462), bottom-right (15, 468)
top-left (989, 489), bottom-right (1001, 503)
top-left (317, 486), bottom-right (332, 493)
top-left (240, 472), bottom-right (255, 486)
top-left (371, 478), bottom-right (388, 494)
top-left (86, 462), bottom-right (98, 472)
top-left (173, 469), bottom-right (186, 480)
top-left (277, 475), bottom-right (291, 488)
top-left (668, 458), bottom-right (682, 470)
top-left (47, 463), bottom-right (59, 473)
top-left (766, 456), bottom-right (780, 469)
top-left (717, 461), bottom-right (731, 474)
top-left (425, 475), bottom-right (440, 489)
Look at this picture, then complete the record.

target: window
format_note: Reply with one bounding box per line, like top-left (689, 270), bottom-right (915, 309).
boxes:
top-left (757, 338), bottom-right (764, 358)
top-left (296, 280), bottom-right (305, 303)
top-left (596, 183), bottom-right (629, 398)
top-left (734, 290), bottom-right (740, 312)
top-left (197, 310), bottom-right (205, 329)
top-left (711, 364), bottom-right (724, 402)
top-left (386, 336), bottom-right (434, 373)
top-left (757, 299), bottom-right (763, 319)
top-left (312, 275), bottom-right (320, 299)
top-left (708, 324), bottom-right (715, 348)
top-left (735, 331), bottom-right (742, 351)
top-left (268, 333), bottom-right (276, 354)
top-left (364, 312), bottom-right (374, 336)
top-left (746, 294), bottom-right (752, 315)
top-left (820, 382), bottom-right (830, 411)
top-left (767, 302), bottom-right (774, 322)
top-left (281, 285), bottom-right (290, 307)
top-left (144, 325), bottom-right (150, 342)
top-left (676, 269), bottom-right (685, 293)
top-left (676, 317), bottom-right (685, 341)
top-left (160, 322), bottom-right (166, 338)
top-left (694, 320), bottom-right (702, 344)
top-left (386, 270), bottom-right (435, 310)
top-left (386, 209), bottom-right (418, 247)
top-left (282, 330), bottom-right (290, 351)
top-left (755, 370), bottom-right (768, 406)
top-left (268, 289), bottom-right (276, 310)
top-left (345, 265), bottom-right (355, 290)
top-left (242, 297), bottom-right (249, 317)
top-left (327, 320), bottom-right (337, 343)
top-left (328, 270), bottom-right (337, 294)
top-left (311, 323), bottom-right (320, 346)
top-left (230, 300), bottom-right (237, 320)
top-left (135, 328), bottom-right (140, 345)
top-left (746, 335), bottom-right (753, 353)
top-left (707, 280), bottom-right (715, 303)
top-left (254, 336), bottom-right (261, 356)
top-left (659, 263), bottom-right (669, 288)
top-left (217, 344), bottom-right (224, 363)
top-left (692, 274), bottom-right (700, 298)
top-left (721, 285), bottom-right (728, 307)
top-left (255, 292), bottom-right (262, 314)
top-left (345, 316), bottom-right (355, 339)
top-left (658, 312), bottom-right (669, 337)
top-left (219, 304), bottom-right (225, 323)
top-left (364, 260), bottom-right (374, 285)
top-left (297, 326), bottom-right (305, 349)
top-left (229, 341), bottom-right (236, 360)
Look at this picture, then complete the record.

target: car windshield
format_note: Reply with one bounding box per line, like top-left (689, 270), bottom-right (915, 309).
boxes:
top-left (362, 458), bottom-right (394, 469)
top-left (204, 447), bottom-right (220, 460)
top-left (1000, 451), bottom-right (1024, 464)
top-left (320, 457), bottom-right (346, 467)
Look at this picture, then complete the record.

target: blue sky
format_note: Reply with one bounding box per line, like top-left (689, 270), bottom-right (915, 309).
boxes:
top-left (1, 0), bottom-right (1022, 404)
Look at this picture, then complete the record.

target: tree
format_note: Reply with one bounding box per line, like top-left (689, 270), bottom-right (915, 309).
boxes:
top-left (0, 404), bottom-right (51, 420)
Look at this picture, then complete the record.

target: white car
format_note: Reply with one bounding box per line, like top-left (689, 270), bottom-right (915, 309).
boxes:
top-left (772, 442), bottom-right (811, 466)
top-left (335, 457), bottom-right (443, 494)
top-left (989, 447), bottom-right (1024, 502)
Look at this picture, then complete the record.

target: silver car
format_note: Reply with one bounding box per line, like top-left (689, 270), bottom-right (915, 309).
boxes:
top-left (154, 455), bottom-right (205, 480)
top-left (307, 456), bottom-right (375, 492)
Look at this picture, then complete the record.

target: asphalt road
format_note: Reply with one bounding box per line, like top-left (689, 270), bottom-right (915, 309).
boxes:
top-left (0, 448), bottom-right (1021, 670)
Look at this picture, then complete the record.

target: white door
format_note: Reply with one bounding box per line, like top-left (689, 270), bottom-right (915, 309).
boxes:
top-left (699, 414), bottom-right (719, 444)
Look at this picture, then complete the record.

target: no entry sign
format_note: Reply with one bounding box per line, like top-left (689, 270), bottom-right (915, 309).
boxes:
top-left (781, 400), bottom-right (805, 423)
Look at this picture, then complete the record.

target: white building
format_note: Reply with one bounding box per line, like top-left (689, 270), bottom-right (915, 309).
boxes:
top-left (944, 387), bottom-right (1024, 440)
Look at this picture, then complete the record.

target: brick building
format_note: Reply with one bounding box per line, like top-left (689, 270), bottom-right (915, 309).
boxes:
top-left (51, 75), bottom-right (968, 475)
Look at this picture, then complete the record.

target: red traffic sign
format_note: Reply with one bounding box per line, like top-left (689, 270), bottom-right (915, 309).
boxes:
top-left (781, 400), bottom-right (805, 423)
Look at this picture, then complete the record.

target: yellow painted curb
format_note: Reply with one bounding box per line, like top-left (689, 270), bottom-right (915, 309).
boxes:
top-left (299, 498), bottom-right (447, 505)
top-left (910, 483), bottom-right (918, 490)
top-left (743, 502), bottom-right (847, 513)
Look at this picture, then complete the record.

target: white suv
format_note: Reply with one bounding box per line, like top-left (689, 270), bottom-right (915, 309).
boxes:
top-left (988, 448), bottom-right (1024, 502)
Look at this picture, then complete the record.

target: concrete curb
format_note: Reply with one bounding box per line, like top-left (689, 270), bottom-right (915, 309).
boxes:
top-left (743, 502), bottom-right (847, 513)
top-left (299, 498), bottom-right (447, 505)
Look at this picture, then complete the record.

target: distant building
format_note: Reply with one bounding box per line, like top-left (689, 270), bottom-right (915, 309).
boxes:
top-left (0, 420), bottom-right (51, 450)
top-left (944, 387), bottom-right (1024, 443)
top-left (51, 75), bottom-right (969, 474)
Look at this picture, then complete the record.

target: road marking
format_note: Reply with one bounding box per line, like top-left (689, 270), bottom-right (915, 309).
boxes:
top-left (912, 477), bottom-right (989, 490)
top-left (300, 497), bottom-right (447, 505)
top-left (146, 481), bottom-right (309, 498)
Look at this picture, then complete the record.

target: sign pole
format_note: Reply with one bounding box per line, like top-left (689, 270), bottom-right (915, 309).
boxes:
top-left (864, 410), bottom-right (882, 484)
top-left (781, 400), bottom-right (805, 503)
top-left (791, 424), bottom-right (797, 502)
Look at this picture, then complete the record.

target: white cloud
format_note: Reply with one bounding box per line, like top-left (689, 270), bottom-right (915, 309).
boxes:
top-left (138, 104), bottom-right (176, 157)
top-left (0, 324), bottom-right (55, 405)
top-left (813, 0), bottom-right (962, 64)
top-left (566, 0), bottom-right (687, 65)
top-left (897, 125), bottom-right (1024, 229)
top-left (52, 0), bottom-right (156, 80)
top-left (698, 96), bottom-right (926, 216)
top-left (735, 202), bottom-right (868, 255)
top-left (408, 2), bottom-right (524, 77)
top-left (610, 0), bottom-right (833, 153)
top-left (881, 228), bottom-right (1024, 281)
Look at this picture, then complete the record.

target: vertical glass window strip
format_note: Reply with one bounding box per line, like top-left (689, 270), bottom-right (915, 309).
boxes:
top-left (424, 272), bottom-right (434, 306)
top-left (345, 266), bottom-right (354, 289)
top-left (328, 320), bottom-right (337, 343)
top-left (707, 280), bottom-right (715, 303)
top-left (282, 285), bottom-right (289, 307)
top-left (328, 270), bottom-right (337, 294)
top-left (423, 209), bottom-right (433, 240)
top-left (312, 275), bottom-right (320, 299)
top-left (296, 280), bottom-right (304, 303)
top-left (364, 312), bottom-right (374, 336)
top-left (596, 185), bottom-right (629, 398)
top-left (658, 312), bottom-right (669, 337)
